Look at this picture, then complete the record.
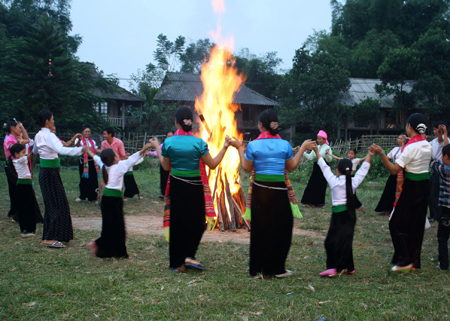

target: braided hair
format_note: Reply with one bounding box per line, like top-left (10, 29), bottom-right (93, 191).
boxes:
top-left (337, 158), bottom-right (356, 225)
top-left (100, 148), bottom-right (116, 185)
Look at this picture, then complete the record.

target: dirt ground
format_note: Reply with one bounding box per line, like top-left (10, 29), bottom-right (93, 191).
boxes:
top-left (72, 214), bottom-right (324, 244)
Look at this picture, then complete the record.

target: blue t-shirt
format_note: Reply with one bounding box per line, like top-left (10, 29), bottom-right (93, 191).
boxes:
top-left (245, 139), bottom-right (293, 175)
top-left (161, 135), bottom-right (209, 171)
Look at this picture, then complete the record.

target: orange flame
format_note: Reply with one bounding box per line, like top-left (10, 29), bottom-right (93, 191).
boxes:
top-left (194, 0), bottom-right (245, 222)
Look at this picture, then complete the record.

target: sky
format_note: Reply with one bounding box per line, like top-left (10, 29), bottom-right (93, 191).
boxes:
top-left (70, 0), bottom-right (333, 90)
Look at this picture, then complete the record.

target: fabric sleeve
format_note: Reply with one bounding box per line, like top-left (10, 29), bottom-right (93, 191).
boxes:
top-left (161, 142), bottom-right (168, 158)
top-left (302, 150), bottom-right (315, 161)
top-left (4, 136), bottom-right (16, 150)
top-left (285, 142), bottom-right (293, 160)
top-left (199, 139), bottom-right (209, 156)
top-left (93, 155), bottom-right (104, 168)
top-left (387, 148), bottom-right (395, 159)
top-left (395, 147), bottom-right (412, 169)
top-left (148, 150), bottom-right (158, 157)
top-left (323, 146), bottom-right (333, 162)
top-left (17, 156), bottom-right (28, 164)
top-left (48, 133), bottom-right (83, 156)
top-left (352, 162), bottom-right (370, 191)
top-left (118, 151), bottom-right (142, 174)
top-left (430, 158), bottom-right (448, 178)
top-left (317, 157), bottom-right (338, 188)
top-left (118, 141), bottom-right (126, 159)
top-left (74, 138), bottom-right (80, 146)
top-left (32, 140), bottom-right (38, 154)
top-left (244, 142), bottom-right (254, 161)
top-left (101, 140), bottom-right (107, 150)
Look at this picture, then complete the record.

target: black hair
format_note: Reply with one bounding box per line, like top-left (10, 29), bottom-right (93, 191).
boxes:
top-left (3, 119), bottom-right (19, 133)
top-left (100, 148), bottom-right (116, 185)
top-left (35, 109), bottom-right (53, 127)
top-left (103, 126), bottom-right (115, 137)
top-left (337, 158), bottom-right (356, 226)
top-left (21, 121), bottom-right (29, 130)
top-left (407, 113), bottom-right (427, 135)
top-left (175, 106), bottom-right (193, 132)
top-left (432, 120), bottom-right (447, 129)
top-left (82, 123), bottom-right (91, 131)
top-left (8, 143), bottom-right (26, 177)
top-left (259, 109), bottom-right (280, 136)
top-left (443, 145), bottom-right (450, 158)
top-left (349, 148), bottom-right (357, 155)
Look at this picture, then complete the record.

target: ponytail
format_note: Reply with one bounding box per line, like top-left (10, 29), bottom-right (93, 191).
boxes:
top-left (99, 148), bottom-right (116, 185)
top-left (337, 158), bottom-right (356, 225)
top-left (8, 155), bottom-right (18, 177)
top-left (102, 165), bottom-right (109, 185)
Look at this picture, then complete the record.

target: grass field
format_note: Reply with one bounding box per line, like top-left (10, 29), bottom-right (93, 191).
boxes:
top-left (1, 158), bottom-right (450, 320)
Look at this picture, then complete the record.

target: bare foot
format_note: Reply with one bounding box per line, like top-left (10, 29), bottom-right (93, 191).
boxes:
top-left (87, 241), bottom-right (98, 256)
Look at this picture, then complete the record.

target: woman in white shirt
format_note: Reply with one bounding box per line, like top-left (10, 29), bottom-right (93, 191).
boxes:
top-left (74, 123), bottom-right (101, 203)
top-left (314, 144), bottom-right (373, 277)
top-left (9, 143), bottom-right (41, 237)
top-left (374, 134), bottom-right (407, 214)
top-left (370, 113), bottom-right (432, 272)
top-left (32, 110), bottom-right (88, 248)
top-left (85, 143), bottom-right (152, 258)
top-left (301, 130), bottom-right (333, 208)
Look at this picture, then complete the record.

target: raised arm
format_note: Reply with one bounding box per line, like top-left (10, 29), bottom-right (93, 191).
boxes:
top-left (17, 123), bottom-right (30, 145)
top-left (286, 139), bottom-right (316, 172)
top-left (327, 149), bottom-right (342, 161)
top-left (201, 136), bottom-right (231, 170)
top-left (370, 144), bottom-right (402, 175)
top-left (149, 137), bottom-right (171, 171)
top-left (229, 137), bottom-right (253, 172)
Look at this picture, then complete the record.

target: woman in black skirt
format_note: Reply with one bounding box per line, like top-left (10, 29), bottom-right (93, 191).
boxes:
top-left (86, 143), bottom-right (152, 258)
top-left (232, 109), bottom-right (315, 278)
top-left (123, 151), bottom-right (144, 199)
top-left (301, 130), bottom-right (334, 208)
top-left (371, 113), bottom-right (432, 272)
top-left (75, 123), bottom-right (100, 203)
top-left (374, 134), bottom-right (406, 214)
top-left (32, 110), bottom-right (87, 248)
top-left (150, 107), bottom-right (231, 273)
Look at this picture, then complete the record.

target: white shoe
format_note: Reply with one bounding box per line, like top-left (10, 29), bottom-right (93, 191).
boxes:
top-left (275, 269), bottom-right (293, 278)
top-left (75, 198), bottom-right (82, 202)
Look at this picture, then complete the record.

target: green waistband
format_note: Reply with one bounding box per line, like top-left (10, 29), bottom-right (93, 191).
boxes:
top-left (332, 204), bottom-right (347, 213)
top-left (103, 188), bottom-right (123, 198)
top-left (16, 178), bottom-right (32, 185)
top-left (405, 171), bottom-right (429, 181)
top-left (171, 168), bottom-right (200, 177)
top-left (125, 171), bottom-right (134, 176)
top-left (255, 174), bottom-right (285, 182)
top-left (40, 158), bottom-right (60, 168)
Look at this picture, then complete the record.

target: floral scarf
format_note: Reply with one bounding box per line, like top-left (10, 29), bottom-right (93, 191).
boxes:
top-left (163, 129), bottom-right (215, 242)
top-left (393, 135), bottom-right (426, 208)
top-left (243, 131), bottom-right (302, 220)
top-left (81, 137), bottom-right (100, 178)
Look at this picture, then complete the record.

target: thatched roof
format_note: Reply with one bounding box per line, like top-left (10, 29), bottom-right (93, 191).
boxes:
top-left (85, 62), bottom-right (144, 102)
top-left (341, 78), bottom-right (415, 108)
top-left (154, 72), bottom-right (279, 106)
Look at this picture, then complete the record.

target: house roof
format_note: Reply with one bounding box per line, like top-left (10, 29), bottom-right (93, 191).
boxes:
top-left (342, 78), bottom-right (415, 108)
top-left (85, 62), bottom-right (144, 102)
top-left (154, 72), bottom-right (279, 106)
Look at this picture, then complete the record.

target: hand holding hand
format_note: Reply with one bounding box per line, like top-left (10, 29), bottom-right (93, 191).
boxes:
top-left (301, 139), bottom-right (315, 151)
top-left (292, 146), bottom-right (300, 152)
top-left (143, 142), bottom-right (152, 151)
top-left (229, 136), bottom-right (242, 149)
top-left (149, 137), bottom-right (159, 149)
top-left (223, 135), bottom-right (232, 148)
top-left (440, 124), bottom-right (447, 134)
top-left (369, 144), bottom-right (383, 155)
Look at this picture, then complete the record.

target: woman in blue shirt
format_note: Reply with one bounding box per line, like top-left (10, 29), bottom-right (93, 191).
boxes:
top-left (150, 107), bottom-right (232, 272)
top-left (231, 109), bottom-right (315, 278)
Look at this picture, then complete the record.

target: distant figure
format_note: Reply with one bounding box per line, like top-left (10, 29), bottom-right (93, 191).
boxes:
top-left (148, 131), bottom-right (173, 198)
top-left (123, 151), bottom-right (144, 200)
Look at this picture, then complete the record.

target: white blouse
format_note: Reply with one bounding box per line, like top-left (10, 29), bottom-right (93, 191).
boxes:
top-left (93, 151), bottom-right (142, 191)
top-left (74, 138), bottom-right (98, 149)
top-left (33, 128), bottom-right (83, 159)
top-left (12, 156), bottom-right (31, 179)
top-left (387, 147), bottom-right (401, 164)
top-left (303, 144), bottom-right (333, 162)
top-left (396, 140), bottom-right (432, 174)
top-left (318, 157), bottom-right (370, 206)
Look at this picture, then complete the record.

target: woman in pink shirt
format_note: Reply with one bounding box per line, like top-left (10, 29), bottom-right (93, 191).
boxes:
top-left (3, 119), bottom-right (30, 222)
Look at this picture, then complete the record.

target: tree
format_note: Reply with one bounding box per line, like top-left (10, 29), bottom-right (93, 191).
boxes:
top-left (376, 47), bottom-right (420, 125)
top-left (179, 38), bottom-right (214, 73)
top-left (277, 47), bottom-right (350, 135)
top-left (151, 33), bottom-right (185, 71)
top-left (351, 97), bottom-right (381, 129)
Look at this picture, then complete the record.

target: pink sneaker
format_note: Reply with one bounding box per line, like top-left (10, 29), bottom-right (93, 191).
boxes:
top-left (344, 270), bottom-right (356, 274)
top-left (319, 268), bottom-right (337, 277)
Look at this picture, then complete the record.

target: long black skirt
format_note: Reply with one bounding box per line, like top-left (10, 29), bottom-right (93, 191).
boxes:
top-left (301, 162), bottom-right (328, 207)
top-left (250, 180), bottom-right (293, 276)
top-left (160, 165), bottom-right (169, 196)
top-left (5, 165), bottom-right (19, 221)
top-left (124, 173), bottom-right (140, 198)
top-left (17, 184), bottom-right (41, 233)
top-left (325, 210), bottom-right (355, 272)
top-left (96, 196), bottom-right (128, 258)
top-left (389, 177), bottom-right (430, 268)
top-left (169, 175), bottom-right (205, 269)
top-left (39, 167), bottom-right (73, 242)
top-left (78, 158), bottom-right (99, 201)
top-left (375, 174), bottom-right (397, 213)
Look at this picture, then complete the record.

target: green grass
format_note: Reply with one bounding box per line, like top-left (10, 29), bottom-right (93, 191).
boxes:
top-left (1, 158), bottom-right (450, 320)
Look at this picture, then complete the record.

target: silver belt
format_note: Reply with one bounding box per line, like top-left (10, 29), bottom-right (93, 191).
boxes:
top-left (253, 181), bottom-right (287, 191)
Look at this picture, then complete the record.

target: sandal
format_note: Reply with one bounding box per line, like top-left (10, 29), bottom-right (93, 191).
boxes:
top-left (275, 269), bottom-right (293, 278)
top-left (44, 241), bottom-right (66, 248)
top-left (173, 265), bottom-right (186, 273)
